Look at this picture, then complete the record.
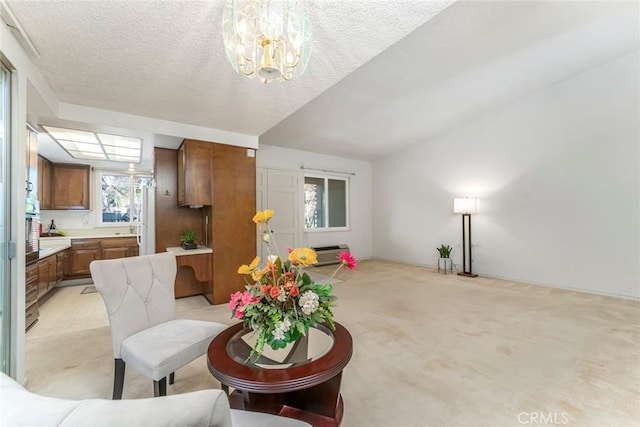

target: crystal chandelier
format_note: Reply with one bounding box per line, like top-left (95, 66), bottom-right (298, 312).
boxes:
top-left (222, 0), bottom-right (312, 84)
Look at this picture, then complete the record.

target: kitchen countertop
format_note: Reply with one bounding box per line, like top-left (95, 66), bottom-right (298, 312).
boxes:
top-left (166, 246), bottom-right (213, 256)
top-left (40, 233), bottom-right (138, 241)
top-left (38, 232), bottom-right (138, 260)
top-left (38, 243), bottom-right (71, 259)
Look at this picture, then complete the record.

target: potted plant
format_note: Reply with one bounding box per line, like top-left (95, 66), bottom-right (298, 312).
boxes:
top-left (181, 229), bottom-right (198, 250)
top-left (436, 244), bottom-right (453, 274)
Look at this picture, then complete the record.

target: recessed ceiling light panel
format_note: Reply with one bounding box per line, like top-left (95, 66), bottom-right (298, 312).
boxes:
top-left (42, 125), bottom-right (142, 163)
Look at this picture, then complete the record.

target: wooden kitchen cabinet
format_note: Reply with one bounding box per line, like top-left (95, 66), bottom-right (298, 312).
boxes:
top-left (52, 164), bottom-right (91, 210)
top-left (177, 140), bottom-right (212, 207)
top-left (102, 237), bottom-right (138, 260)
top-left (68, 239), bottom-right (102, 277)
top-left (37, 255), bottom-right (58, 299)
top-left (69, 237), bottom-right (138, 278)
top-left (38, 155), bottom-right (53, 210)
top-left (25, 263), bottom-right (39, 330)
top-left (56, 249), bottom-right (68, 282)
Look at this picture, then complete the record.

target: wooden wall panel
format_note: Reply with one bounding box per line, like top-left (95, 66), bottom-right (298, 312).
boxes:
top-left (211, 144), bottom-right (256, 304)
top-left (155, 148), bottom-right (204, 252)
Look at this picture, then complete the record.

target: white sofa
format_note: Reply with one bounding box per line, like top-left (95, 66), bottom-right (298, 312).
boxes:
top-left (0, 372), bottom-right (310, 427)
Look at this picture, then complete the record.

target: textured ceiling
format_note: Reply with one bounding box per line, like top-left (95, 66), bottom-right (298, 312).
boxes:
top-left (5, 0), bottom-right (454, 136)
top-left (3, 0), bottom-right (639, 165)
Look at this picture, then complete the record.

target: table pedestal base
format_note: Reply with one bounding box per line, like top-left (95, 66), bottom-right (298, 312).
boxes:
top-left (228, 372), bottom-right (345, 427)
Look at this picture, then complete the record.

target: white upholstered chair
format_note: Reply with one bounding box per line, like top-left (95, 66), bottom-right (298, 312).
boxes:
top-left (0, 372), bottom-right (311, 426)
top-left (90, 251), bottom-right (228, 399)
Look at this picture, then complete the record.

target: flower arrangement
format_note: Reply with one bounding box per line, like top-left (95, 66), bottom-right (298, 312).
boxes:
top-left (230, 209), bottom-right (357, 359)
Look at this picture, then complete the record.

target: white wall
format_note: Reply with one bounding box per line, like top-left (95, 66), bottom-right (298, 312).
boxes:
top-left (257, 144), bottom-right (373, 260)
top-left (372, 51), bottom-right (640, 298)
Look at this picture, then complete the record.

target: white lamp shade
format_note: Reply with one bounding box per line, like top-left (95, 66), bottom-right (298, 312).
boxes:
top-left (453, 198), bottom-right (478, 214)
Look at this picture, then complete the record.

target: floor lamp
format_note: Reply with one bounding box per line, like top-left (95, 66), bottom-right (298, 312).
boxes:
top-left (454, 198), bottom-right (478, 277)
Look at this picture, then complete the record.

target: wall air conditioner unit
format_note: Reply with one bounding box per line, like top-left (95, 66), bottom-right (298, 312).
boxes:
top-left (312, 244), bottom-right (350, 266)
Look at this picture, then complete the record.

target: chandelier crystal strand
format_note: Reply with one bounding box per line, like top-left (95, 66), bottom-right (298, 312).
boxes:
top-left (223, 0), bottom-right (312, 84)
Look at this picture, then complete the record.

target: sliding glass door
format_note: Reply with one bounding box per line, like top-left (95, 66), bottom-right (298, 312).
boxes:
top-left (0, 62), bottom-right (11, 374)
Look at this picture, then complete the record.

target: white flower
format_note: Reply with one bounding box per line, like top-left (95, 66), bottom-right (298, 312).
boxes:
top-left (272, 317), bottom-right (292, 341)
top-left (268, 254), bottom-right (278, 264)
top-left (277, 289), bottom-right (287, 302)
top-left (272, 328), bottom-right (285, 340)
top-left (299, 290), bottom-right (319, 315)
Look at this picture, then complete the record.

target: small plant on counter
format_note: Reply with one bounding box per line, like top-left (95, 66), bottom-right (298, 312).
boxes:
top-left (180, 229), bottom-right (197, 250)
top-left (437, 244), bottom-right (453, 258)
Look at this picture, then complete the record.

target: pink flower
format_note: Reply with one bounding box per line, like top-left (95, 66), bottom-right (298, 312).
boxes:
top-left (289, 286), bottom-right (299, 297)
top-left (229, 291), bottom-right (242, 309)
top-left (241, 291), bottom-right (259, 305)
top-left (287, 247), bottom-right (294, 253)
top-left (337, 251), bottom-right (357, 270)
top-left (234, 309), bottom-right (244, 319)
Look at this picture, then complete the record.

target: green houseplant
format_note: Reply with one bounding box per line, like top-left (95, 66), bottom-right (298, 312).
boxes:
top-left (436, 244), bottom-right (453, 274)
top-left (181, 229), bottom-right (197, 250)
top-left (437, 244), bottom-right (452, 258)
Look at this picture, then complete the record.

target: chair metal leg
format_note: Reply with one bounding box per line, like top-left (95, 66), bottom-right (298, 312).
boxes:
top-left (169, 372), bottom-right (175, 385)
top-left (113, 359), bottom-right (125, 400)
top-left (154, 377), bottom-right (167, 397)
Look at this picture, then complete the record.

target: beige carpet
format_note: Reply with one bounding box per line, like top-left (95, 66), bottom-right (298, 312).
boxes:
top-left (25, 260), bottom-right (640, 426)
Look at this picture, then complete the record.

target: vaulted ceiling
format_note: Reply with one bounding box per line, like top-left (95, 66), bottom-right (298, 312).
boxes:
top-left (3, 0), bottom-right (638, 166)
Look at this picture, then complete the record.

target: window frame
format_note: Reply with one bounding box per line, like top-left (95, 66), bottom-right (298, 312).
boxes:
top-left (303, 173), bottom-right (350, 232)
top-left (95, 170), bottom-right (150, 228)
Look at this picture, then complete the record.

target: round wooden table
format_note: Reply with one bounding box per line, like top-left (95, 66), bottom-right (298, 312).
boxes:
top-left (207, 322), bottom-right (353, 427)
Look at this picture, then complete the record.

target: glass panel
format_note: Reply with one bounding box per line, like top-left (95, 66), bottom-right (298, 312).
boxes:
top-left (226, 324), bottom-right (334, 369)
top-left (42, 126), bottom-right (98, 144)
top-left (58, 140), bottom-right (104, 153)
top-left (304, 176), bottom-right (324, 228)
top-left (96, 133), bottom-right (141, 150)
top-left (328, 179), bottom-right (346, 227)
top-left (0, 64), bottom-right (10, 373)
top-left (65, 150), bottom-right (107, 160)
top-left (101, 174), bottom-right (132, 223)
top-left (107, 155), bottom-right (140, 163)
top-left (102, 145), bottom-right (139, 157)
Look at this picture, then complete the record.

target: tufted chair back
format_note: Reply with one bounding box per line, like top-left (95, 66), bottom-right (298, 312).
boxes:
top-left (90, 252), bottom-right (177, 358)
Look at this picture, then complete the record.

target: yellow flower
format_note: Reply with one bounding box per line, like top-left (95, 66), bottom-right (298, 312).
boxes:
top-left (252, 209), bottom-right (274, 225)
top-left (238, 256), bottom-right (260, 275)
top-left (251, 269), bottom-right (265, 282)
top-left (288, 248), bottom-right (318, 266)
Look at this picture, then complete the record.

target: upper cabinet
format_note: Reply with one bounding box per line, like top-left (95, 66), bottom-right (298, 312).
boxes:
top-left (26, 125), bottom-right (38, 197)
top-left (52, 164), bottom-right (91, 210)
top-left (38, 155), bottom-right (52, 210)
top-left (177, 139), bottom-right (212, 207)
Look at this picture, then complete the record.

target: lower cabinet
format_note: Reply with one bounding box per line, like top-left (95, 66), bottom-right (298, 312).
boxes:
top-left (68, 237), bottom-right (138, 278)
top-left (36, 254), bottom-right (61, 299)
top-left (68, 239), bottom-right (102, 277)
top-left (56, 250), bottom-right (68, 282)
top-left (102, 237), bottom-right (139, 260)
top-left (25, 263), bottom-right (39, 330)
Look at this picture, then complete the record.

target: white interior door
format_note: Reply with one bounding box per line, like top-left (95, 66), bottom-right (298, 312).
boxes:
top-left (256, 168), bottom-right (299, 261)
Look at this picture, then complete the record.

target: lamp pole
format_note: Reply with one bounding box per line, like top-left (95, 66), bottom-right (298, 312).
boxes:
top-left (453, 198), bottom-right (478, 278)
top-left (458, 213), bottom-right (477, 277)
